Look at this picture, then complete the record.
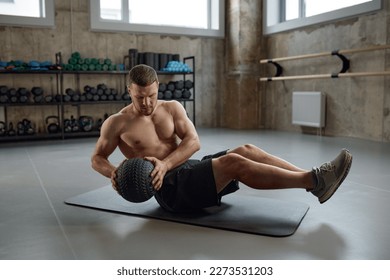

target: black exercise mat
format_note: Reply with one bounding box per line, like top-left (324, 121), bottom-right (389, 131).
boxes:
top-left (65, 186), bottom-right (309, 237)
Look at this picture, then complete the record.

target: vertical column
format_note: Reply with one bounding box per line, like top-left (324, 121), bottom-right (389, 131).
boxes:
top-left (223, 0), bottom-right (265, 129)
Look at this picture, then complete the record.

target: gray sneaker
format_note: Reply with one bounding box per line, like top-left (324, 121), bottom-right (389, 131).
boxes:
top-left (311, 149), bottom-right (353, 203)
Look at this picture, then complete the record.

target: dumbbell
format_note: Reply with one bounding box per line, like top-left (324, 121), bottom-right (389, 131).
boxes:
top-left (96, 88), bottom-right (104, 96)
top-left (182, 89), bottom-right (192, 99)
top-left (85, 92), bottom-right (94, 101)
top-left (79, 94), bottom-right (87, 102)
top-left (54, 94), bottom-right (62, 102)
top-left (8, 88), bottom-right (18, 103)
top-left (167, 82), bottom-right (175, 91)
top-left (92, 93), bottom-right (100, 101)
top-left (66, 88), bottom-right (80, 102)
top-left (31, 87), bottom-right (45, 103)
top-left (173, 89), bottom-right (182, 99)
top-left (103, 88), bottom-right (111, 95)
top-left (63, 94), bottom-right (71, 102)
top-left (0, 86), bottom-right (9, 103)
top-left (159, 83), bottom-right (167, 92)
top-left (84, 85), bottom-right (91, 92)
top-left (17, 88), bottom-right (30, 103)
top-left (0, 86), bottom-right (8, 103)
top-left (44, 95), bottom-right (54, 103)
top-left (31, 87), bottom-right (43, 96)
top-left (175, 80), bottom-right (184, 90)
top-left (115, 93), bottom-right (122, 101)
top-left (16, 119), bottom-right (35, 136)
top-left (0, 94), bottom-right (9, 103)
top-left (100, 88), bottom-right (112, 101)
top-left (71, 93), bottom-right (81, 102)
top-left (108, 88), bottom-right (117, 101)
top-left (0, 85), bottom-right (8, 95)
top-left (97, 83), bottom-right (107, 90)
top-left (184, 80), bottom-right (193, 89)
top-left (66, 88), bottom-right (75, 96)
top-left (33, 95), bottom-right (45, 103)
top-left (122, 92), bottom-right (131, 101)
top-left (83, 85), bottom-right (96, 101)
top-left (163, 90), bottom-right (173, 99)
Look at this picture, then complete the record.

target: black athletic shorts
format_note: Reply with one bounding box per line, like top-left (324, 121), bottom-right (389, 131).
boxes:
top-left (154, 150), bottom-right (239, 213)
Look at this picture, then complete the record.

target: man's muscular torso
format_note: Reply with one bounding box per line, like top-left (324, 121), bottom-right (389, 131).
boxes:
top-left (115, 101), bottom-right (179, 160)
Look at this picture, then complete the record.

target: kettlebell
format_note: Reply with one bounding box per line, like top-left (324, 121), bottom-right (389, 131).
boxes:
top-left (70, 115), bottom-right (80, 132)
top-left (63, 118), bottom-right (72, 133)
top-left (79, 116), bottom-right (94, 132)
top-left (46, 116), bottom-right (60, 133)
top-left (17, 121), bottom-right (25, 136)
top-left (7, 122), bottom-right (16, 136)
top-left (23, 119), bottom-right (35, 135)
top-left (0, 121), bottom-right (6, 136)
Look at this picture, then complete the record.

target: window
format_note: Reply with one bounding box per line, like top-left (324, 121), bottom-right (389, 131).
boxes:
top-left (0, 0), bottom-right (54, 27)
top-left (264, 0), bottom-right (382, 35)
top-left (90, 0), bottom-right (224, 38)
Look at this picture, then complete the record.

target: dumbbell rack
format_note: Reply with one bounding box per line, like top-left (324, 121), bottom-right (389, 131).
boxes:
top-left (158, 56), bottom-right (195, 125)
top-left (0, 70), bottom-right (63, 141)
top-left (0, 56), bottom-right (195, 142)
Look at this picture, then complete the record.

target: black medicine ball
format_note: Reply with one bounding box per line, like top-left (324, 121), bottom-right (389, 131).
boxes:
top-left (115, 158), bottom-right (155, 203)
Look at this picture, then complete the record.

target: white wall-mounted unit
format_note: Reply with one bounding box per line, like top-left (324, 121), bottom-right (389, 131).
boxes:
top-left (292, 91), bottom-right (326, 128)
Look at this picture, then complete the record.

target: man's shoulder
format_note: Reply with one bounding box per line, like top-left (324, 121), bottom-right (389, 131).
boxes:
top-left (104, 108), bottom-right (132, 126)
top-left (158, 100), bottom-right (182, 111)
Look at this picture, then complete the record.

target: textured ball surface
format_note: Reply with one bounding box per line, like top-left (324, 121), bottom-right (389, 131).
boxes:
top-left (115, 158), bottom-right (155, 203)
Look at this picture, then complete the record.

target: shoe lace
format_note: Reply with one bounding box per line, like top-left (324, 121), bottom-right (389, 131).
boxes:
top-left (319, 162), bottom-right (335, 172)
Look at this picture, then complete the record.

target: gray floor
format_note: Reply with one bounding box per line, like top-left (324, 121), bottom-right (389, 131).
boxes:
top-left (1, 128), bottom-right (389, 260)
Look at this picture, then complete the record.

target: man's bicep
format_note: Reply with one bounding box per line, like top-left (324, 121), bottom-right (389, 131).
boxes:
top-left (93, 119), bottom-right (119, 158)
top-left (94, 136), bottom-right (117, 158)
top-left (173, 102), bottom-right (198, 140)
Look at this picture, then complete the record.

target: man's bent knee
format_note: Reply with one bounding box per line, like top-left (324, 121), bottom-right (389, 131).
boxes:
top-left (212, 154), bottom-right (245, 193)
top-left (228, 144), bottom-right (258, 157)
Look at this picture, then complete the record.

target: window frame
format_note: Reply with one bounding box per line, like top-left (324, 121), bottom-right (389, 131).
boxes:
top-left (0, 0), bottom-right (55, 28)
top-left (90, 0), bottom-right (225, 38)
top-left (263, 0), bottom-right (382, 35)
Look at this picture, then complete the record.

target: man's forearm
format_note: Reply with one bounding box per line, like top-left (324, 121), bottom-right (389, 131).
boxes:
top-left (163, 136), bottom-right (200, 170)
top-left (91, 155), bottom-right (117, 178)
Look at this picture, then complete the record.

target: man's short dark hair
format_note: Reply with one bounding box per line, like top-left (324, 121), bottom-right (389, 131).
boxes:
top-left (128, 64), bottom-right (159, 87)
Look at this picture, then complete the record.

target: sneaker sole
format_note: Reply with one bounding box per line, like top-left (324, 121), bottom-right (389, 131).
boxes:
top-left (319, 150), bottom-right (353, 204)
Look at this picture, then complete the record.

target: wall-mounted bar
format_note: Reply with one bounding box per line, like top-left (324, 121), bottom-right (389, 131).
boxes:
top-left (260, 44), bottom-right (390, 81)
top-left (260, 44), bottom-right (390, 64)
top-left (260, 71), bottom-right (390, 82)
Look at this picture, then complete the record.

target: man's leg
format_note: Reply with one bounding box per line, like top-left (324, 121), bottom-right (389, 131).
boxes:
top-left (212, 152), bottom-right (313, 193)
top-left (227, 144), bottom-right (305, 172)
top-left (212, 147), bottom-right (353, 204)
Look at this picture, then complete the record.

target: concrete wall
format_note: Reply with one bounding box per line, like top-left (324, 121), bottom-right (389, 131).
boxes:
top-left (262, 1), bottom-right (390, 142)
top-left (1, 0), bottom-right (389, 142)
top-left (0, 0), bottom-right (224, 133)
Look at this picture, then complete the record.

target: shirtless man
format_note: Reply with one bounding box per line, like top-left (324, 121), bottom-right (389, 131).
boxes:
top-left (91, 64), bottom-right (352, 212)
